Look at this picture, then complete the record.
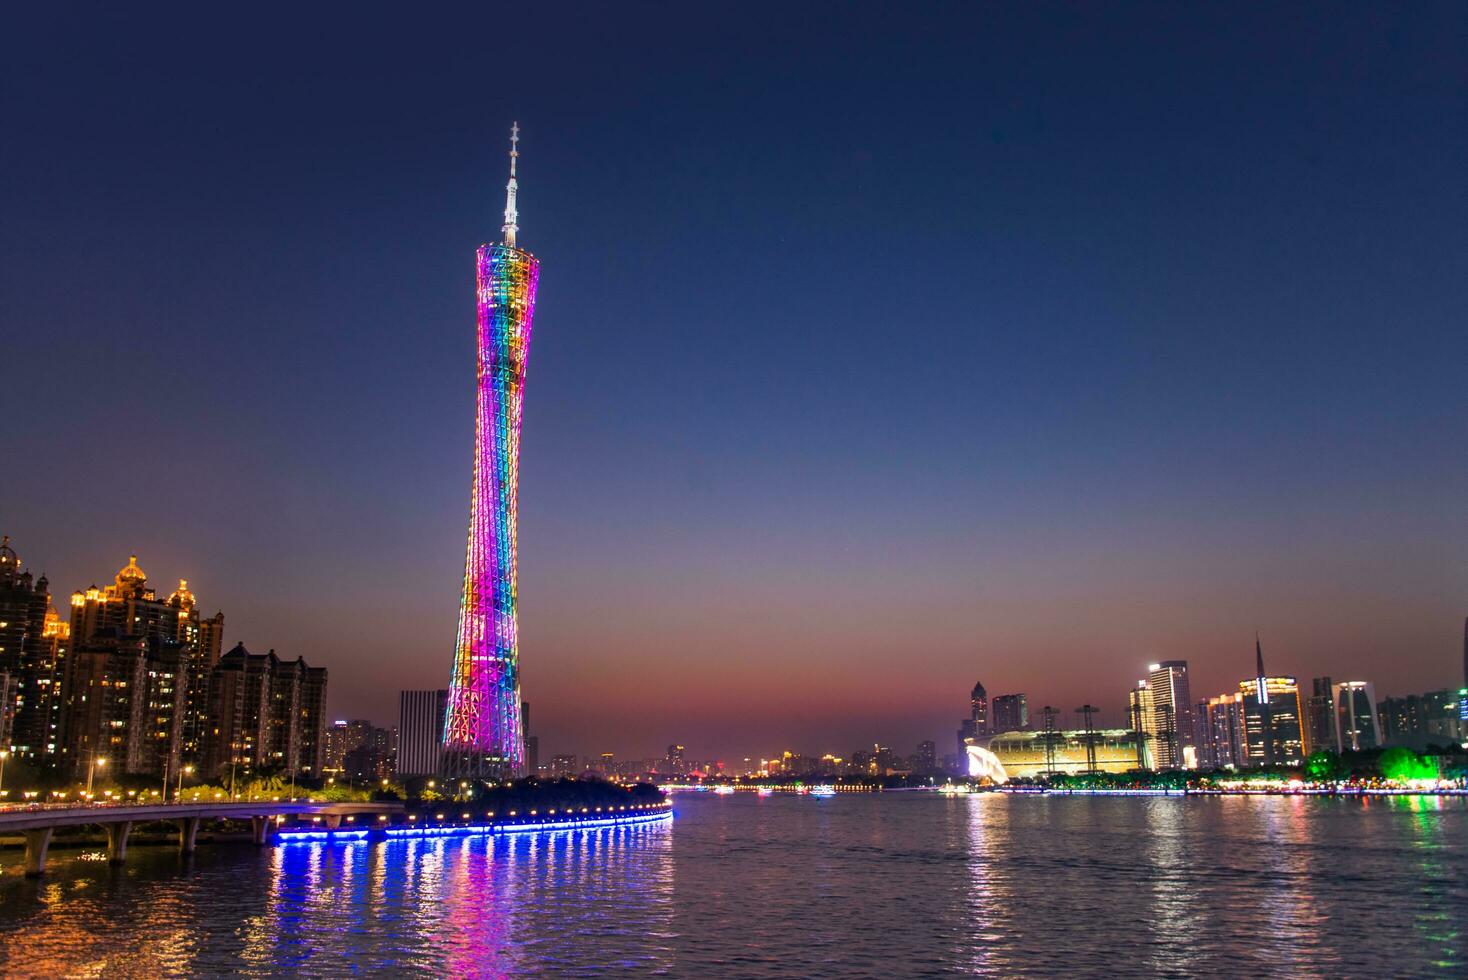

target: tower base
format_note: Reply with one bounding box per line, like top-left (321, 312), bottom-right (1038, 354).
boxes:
top-left (441, 749), bottom-right (519, 782)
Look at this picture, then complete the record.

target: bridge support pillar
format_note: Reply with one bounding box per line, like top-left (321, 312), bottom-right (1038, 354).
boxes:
top-left (178, 816), bottom-right (202, 854)
top-left (250, 816), bottom-right (270, 845)
top-left (106, 821), bottom-right (133, 863)
top-left (324, 814), bottom-right (343, 830)
top-left (23, 828), bottom-right (54, 877)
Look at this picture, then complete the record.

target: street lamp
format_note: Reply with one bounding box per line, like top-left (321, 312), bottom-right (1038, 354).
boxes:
top-left (0, 749), bottom-right (9, 798)
top-left (177, 764), bottom-right (194, 802)
top-left (86, 755), bottom-right (108, 796)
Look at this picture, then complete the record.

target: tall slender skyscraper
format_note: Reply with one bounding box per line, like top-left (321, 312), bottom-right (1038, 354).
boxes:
top-left (443, 124), bottom-right (540, 779)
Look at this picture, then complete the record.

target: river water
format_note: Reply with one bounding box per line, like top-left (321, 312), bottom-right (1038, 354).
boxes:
top-left (0, 791), bottom-right (1463, 977)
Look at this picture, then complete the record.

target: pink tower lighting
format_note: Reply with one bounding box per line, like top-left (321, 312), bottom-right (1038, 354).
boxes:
top-left (442, 123), bottom-right (540, 779)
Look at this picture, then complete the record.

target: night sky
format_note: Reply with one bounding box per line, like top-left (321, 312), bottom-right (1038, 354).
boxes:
top-left (5, 4), bottom-right (1465, 762)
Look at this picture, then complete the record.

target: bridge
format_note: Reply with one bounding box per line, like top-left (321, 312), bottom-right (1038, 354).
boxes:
top-left (0, 801), bottom-right (403, 876)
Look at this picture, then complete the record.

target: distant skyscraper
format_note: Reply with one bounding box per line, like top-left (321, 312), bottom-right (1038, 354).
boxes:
top-left (992, 694), bottom-right (1029, 732)
top-left (1331, 681), bottom-right (1381, 752)
top-left (957, 680), bottom-right (989, 757)
top-left (1147, 661), bottom-right (1194, 768)
top-left (1304, 676), bottom-right (1335, 757)
top-left (443, 123), bottom-right (539, 780)
top-left (970, 681), bottom-right (989, 732)
top-left (398, 689), bottom-right (448, 778)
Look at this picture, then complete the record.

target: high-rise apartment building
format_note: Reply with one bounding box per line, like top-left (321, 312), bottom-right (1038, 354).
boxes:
top-left (443, 125), bottom-right (539, 780)
top-left (0, 537), bottom-right (69, 759)
top-left (1331, 681), bottom-right (1381, 752)
top-left (398, 689), bottom-right (448, 778)
top-left (60, 555), bottom-right (214, 778)
top-left (203, 643), bottom-right (326, 778)
top-left (991, 694), bottom-right (1029, 732)
top-left (1197, 693), bottom-right (1247, 769)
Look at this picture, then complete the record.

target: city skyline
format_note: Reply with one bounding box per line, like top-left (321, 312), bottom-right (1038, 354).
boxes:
top-left (5, 5), bottom-right (1466, 761)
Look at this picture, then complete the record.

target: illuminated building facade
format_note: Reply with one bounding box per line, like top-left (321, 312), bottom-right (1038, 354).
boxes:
top-left (443, 123), bottom-right (539, 780)
top-left (976, 729), bottom-right (1141, 777)
top-left (0, 536), bottom-right (68, 758)
top-left (60, 555), bottom-right (208, 777)
top-left (1147, 661), bottom-right (1194, 768)
top-left (1239, 676), bottom-right (1304, 766)
top-left (398, 689), bottom-right (448, 778)
top-left (1128, 681), bottom-right (1156, 768)
top-left (1197, 693), bottom-right (1247, 769)
top-left (957, 680), bottom-right (989, 757)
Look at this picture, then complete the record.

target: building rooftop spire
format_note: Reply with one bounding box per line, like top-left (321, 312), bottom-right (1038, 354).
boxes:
top-left (502, 121), bottom-right (520, 248)
top-left (1255, 632), bottom-right (1265, 677)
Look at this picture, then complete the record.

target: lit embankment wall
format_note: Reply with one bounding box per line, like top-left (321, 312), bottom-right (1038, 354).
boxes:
top-left (276, 801), bottom-right (672, 843)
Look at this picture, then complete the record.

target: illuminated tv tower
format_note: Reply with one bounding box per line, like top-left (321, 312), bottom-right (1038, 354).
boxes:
top-left (442, 123), bottom-right (539, 779)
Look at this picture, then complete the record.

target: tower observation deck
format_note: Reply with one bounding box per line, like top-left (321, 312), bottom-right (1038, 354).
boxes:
top-left (443, 123), bottom-right (540, 779)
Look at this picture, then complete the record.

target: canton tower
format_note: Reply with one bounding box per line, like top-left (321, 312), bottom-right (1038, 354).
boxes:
top-left (443, 123), bottom-right (539, 779)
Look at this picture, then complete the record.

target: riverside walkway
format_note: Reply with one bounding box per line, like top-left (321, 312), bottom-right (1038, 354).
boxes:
top-left (0, 800), bottom-right (403, 876)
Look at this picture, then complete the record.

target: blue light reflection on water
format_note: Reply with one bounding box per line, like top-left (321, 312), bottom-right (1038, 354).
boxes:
top-left (248, 820), bottom-right (676, 976)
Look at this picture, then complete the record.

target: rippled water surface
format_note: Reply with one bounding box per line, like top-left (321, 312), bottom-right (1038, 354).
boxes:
top-left (1, 792), bottom-right (1464, 977)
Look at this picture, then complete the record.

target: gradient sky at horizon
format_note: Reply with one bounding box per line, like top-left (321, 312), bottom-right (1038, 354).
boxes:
top-left (4, 4), bottom-right (1465, 763)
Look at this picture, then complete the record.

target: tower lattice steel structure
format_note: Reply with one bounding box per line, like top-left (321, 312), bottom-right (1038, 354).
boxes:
top-left (443, 123), bottom-right (539, 779)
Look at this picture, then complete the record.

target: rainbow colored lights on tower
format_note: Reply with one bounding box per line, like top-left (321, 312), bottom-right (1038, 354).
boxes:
top-left (443, 123), bottom-right (539, 779)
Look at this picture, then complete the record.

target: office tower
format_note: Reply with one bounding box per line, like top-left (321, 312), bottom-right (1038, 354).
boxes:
top-left (1147, 661), bottom-right (1194, 768)
top-left (1128, 681), bottom-right (1156, 769)
top-left (1304, 676), bottom-right (1335, 756)
top-left (549, 753), bottom-right (578, 777)
top-left (0, 537), bottom-right (69, 759)
top-left (958, 679), bottom-right (990, 756)
top-left (1238, 639), bottom-right (1304, 766)
top-left (398, 689), bottom-right (448, 778)
top-left (991, 693), bottom-right (1029, 732)
top-left (970, 681), bottom-right (990, 733)
top-left (60, 555), bottom-right (210, 778)
top-left (202, 643), bottom-right (327, 778)
top-left (443, 124), bottom-right (540, 780)
top-left (1331, 681), bottom-right (1381, 752)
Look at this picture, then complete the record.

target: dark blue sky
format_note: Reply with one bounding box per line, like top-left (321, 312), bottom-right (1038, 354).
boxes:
top-left (4, 4), bottom-right (1465, 760)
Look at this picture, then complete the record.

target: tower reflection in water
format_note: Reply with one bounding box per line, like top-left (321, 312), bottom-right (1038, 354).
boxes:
top-left (252, 822), bottom-right (673, 976)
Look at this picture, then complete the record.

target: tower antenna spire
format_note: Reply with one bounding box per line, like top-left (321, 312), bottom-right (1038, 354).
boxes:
top-left (502, 121), bottom-right (520, 248)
